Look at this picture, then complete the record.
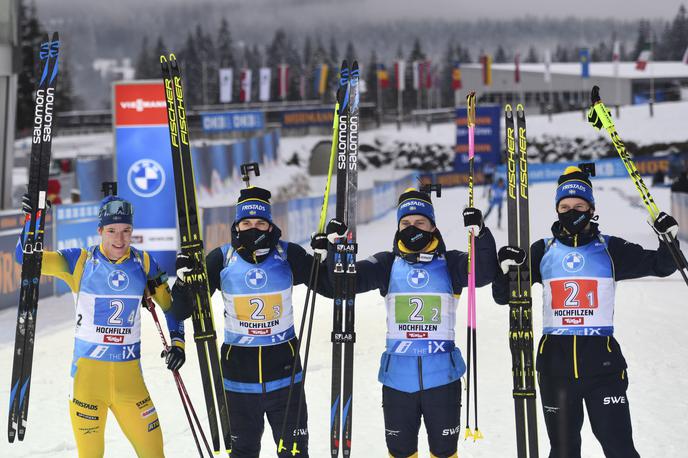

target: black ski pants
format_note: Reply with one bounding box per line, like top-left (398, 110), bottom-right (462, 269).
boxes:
top-left (382, 380), bottom-right (461, 458)
top-left (226, 384), bottom-right (308, 458)
top-left (539, 371), bottom-right (640, 458)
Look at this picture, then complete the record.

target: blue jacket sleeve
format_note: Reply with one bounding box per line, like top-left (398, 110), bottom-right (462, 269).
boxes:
top-left (607, 235), bottom-right (679, 280)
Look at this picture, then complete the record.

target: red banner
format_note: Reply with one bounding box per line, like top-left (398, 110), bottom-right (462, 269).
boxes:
top-left (114, 82), bottom-right (167, 126)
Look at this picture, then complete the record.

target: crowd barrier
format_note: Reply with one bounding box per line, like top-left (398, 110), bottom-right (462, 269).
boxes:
top-left (0, 172), bottom-right (414, 309)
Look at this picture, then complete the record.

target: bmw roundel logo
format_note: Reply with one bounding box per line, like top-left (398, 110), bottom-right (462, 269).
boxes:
top-left (562, 252), bottom-right (585, 273)
top-left (245, 268), bottom-right (268, 290)
top-left (127, 159), bottom-right (166, 198)
top-left (407, 268), bottom-right (430, 289)
top-left (108, 270), bottom-right (129, 291)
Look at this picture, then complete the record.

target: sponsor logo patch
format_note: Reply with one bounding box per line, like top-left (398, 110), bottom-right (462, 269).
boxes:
top-left (136, 397), bottom-right (151, 409)
top-left (248, 328), bottom-right (271, 335)
top-left (147, 419), bottom-right (160, 432)
top-left (406, 331), bottom-right (428, 339)
top-left (103, 334), bottom-right (124, 344)
top-left (563, 317), bottom-right (584, 325)
top-left (76, 412), bottom-right (99, 421)
top-left (141, 407), bottom-right (156, 418)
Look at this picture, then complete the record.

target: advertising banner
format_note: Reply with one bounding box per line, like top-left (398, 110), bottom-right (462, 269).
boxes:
top-left (113, 81), bottom-right (177, 275)
top-left (281, 108), bottom-right (333, 128)
top-left (201, 110), bottom-right (265, 132)
top-left (454, 104), bottom-right (501, 172)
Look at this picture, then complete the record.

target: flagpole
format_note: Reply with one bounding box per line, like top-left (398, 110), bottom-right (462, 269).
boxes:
top-left (649, 33), bottom-right (655, 117)
top-left (377, 66), bottom-right (383, 127)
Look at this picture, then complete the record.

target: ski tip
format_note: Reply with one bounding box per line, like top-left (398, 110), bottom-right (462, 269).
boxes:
top-left (591, 85), bottom-right (601, 104)
top-left (51, 31), bottom-right (59, 42)
top-left (505, 104), bottom-right (513, 113)
top-left (352, 60), bottom-right (359, 70)
top-left (169, 53), bottom-right (177, 62)
top-left (516, 103), bottom-right (525, 113)
top-left (160, 55), bottom-right (168, 64)
top-left (340, 59), bottom-right (348, 70)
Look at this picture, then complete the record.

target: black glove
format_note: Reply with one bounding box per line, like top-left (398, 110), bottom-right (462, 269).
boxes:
top-left (21, 193), bottom-right (51, 215)
top-left (326, 218), bottom-right (348, 243)
top-left (463, 207), bottom-right (483, 233)
top-left (175, 253), bottom-right (194, 283)
top-left (587, 106), bottom-right (609, 131)
top-left (162, 345), bottom-right (185, 371)
top-left (498, 245), bottom-right (526, 274)
top-left (310, 232), bottom-right (328, 259)
top-left (652, 212), bottom-right (678, 238)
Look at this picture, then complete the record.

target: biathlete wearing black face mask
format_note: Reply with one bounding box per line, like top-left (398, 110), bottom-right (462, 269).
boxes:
top-left (172, 186), bottom-right (332, 458)
top-left (492, 166), bottom-right (680, 458)
top-left (313, 187), bottom-right (497, 458)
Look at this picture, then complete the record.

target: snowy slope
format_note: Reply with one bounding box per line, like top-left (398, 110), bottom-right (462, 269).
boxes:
top-left (1, 177), bottom-right (686, 458)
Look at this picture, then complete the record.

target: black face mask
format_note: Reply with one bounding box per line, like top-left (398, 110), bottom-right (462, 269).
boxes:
top-left (558, 209), bottom-right (593, 235)
top-left (398, 225), bottom-right (434, 252)
top-left (236, 228), bottom-right (272, 255)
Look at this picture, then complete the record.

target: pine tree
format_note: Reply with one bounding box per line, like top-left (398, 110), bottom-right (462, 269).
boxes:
top-left (494, 45), bottom-right (508, 63)
top-left (16, 0), bottom-right (46, 132)
top-left (441, 40), bottom-right (456, 106)
top-left (216, 18), bottom-right (235, 68)
top-left (409, 37), bottom-right (425, 61)
top-left (632, 20), bottom-right (651, 60)
top-left (180, 31), bottom-right (201, 106)
top-left (524, 46), bottom-right (539, 63)
top-left (134, 36), bottom-right (151, 79)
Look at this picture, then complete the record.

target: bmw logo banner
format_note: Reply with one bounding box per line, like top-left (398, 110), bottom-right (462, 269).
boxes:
top-left (113, 81), bottom-right (178, 275)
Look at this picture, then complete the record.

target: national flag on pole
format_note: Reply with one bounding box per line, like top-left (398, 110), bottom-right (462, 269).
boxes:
top-left (240, 68), bottom-right (252, 103)
top-left (636, 43), bottom-right (651, 70)
top-left (544, 49), bottom-right (552, 83)
top-left (612, 40), bottom-right (620, 78)
top-left (299, 72), bottom-right (306, 100)
top-left (425, 60), bottom-right (433, 89)
top-left (314, 63), bottom-right (329, 96)
top-left (514, 52), bottom-right (521, 84)
top-left (480, 54), bottom-right (492, 86)
top-left (682, 45), bottom-right (688, 64)
top-left (259, 67), bottom-right (271, 102)
top-left (219, 68), bottom-right (233, 103)
top-left (278, 64), bottom-right (289, 100)
top-left (451, 61), bottom-right (462, 90)
top-left (394, 60), bottom-right (406, 91)
top-left (412, 60), bottom-right (421, 90)
top-left (377, 63), bottom-right (390, 89)
top-left (579, 48), bottom-right (590, 78)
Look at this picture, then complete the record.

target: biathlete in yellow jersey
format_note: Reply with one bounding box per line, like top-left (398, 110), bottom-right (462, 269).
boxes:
top-left (16, 194), bottom-right (186, 458)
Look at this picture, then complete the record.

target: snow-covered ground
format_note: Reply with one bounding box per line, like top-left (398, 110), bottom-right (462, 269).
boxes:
top-left (2, 176), bottom-right (686, 458)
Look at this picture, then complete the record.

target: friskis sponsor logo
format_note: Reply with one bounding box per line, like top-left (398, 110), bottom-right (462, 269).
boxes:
top-left (147, 419), bottom-right (160, 432)
top-left (442, 424), bottom-right (461, 436)
top-left (141, 406), bottom-right (156, 418)
top-left (136, 397), bottom-right (151, 409)
top-left (562, 317), bottom-right (584, 326)
top-left (603, 396), bottom-right (626, 405)
top-left (119, 98), bottom-right (167, 112)
top-left (76, 412), bottom-right (99, 421)
top-left (72, 398), bottom-right (98, 411)
top-left (406, 331), bottom-right (428, 339)
top-left (103, 334), bottom-right (124, 344)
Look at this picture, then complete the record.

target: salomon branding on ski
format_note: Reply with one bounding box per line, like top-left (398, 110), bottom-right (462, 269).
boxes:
top-left (9, 32), bottom-right (60, 444)
top-left (160, 54), bottom-right (232, 455)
